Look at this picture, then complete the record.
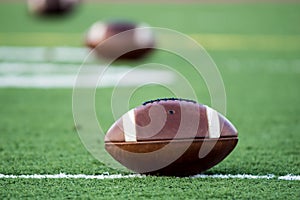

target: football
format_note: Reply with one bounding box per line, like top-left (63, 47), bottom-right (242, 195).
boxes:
top-left (27, 0), bottom-right (80, 16)
top-left (105, 98), bottom-right (238, 176)
top-left (85, 20), bottom-right (155, 60)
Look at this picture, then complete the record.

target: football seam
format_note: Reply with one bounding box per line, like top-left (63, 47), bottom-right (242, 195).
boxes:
top-left (142, 98), bottom-right (197, 106)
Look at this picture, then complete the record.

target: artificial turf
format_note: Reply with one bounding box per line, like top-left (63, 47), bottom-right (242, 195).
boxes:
top-left (1, 178), bottom-right (299, 199)
top-left (0, 2), bottom-right (299, 199)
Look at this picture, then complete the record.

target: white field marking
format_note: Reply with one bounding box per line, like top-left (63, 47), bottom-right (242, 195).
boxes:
top-left (192, 174), bottom-right (276, 179)
top-left (278, 174), bottom-right (300, 181)
top-left (0, 173), bottom-right (145, 180)
top-left (122, 109), bottom-right (137, 142)
top-left (205, 106), bottom-right (221, 138)
top-left (0, 46), bottom-right (96, 63)
top-left (0, 173), bottom-right (299, 181)
top-left (1, 47), bottom-right (300, 74)
top-left (0, 62), bottom-right (174, 88)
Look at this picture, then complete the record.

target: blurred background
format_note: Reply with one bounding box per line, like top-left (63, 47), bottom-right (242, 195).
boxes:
top-left (0, 0), bottom-right (299, 198)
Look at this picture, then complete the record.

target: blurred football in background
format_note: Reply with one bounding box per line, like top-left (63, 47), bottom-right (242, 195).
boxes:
top-left (27, 0), bottom-right (80, 16)
top-left (85, 20), bottom-right (155, 60)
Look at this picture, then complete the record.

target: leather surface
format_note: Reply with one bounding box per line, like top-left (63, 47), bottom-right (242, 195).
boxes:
top-left (105, 138), bottom-right (238, 176)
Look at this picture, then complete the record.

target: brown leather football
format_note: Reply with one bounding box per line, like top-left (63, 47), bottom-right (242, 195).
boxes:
top-left (105, 98), bottom-right (238, 176)
top-left (27, 0), bottom-right (80, 16)
top-left (85, 21), bottom-right (155, 60)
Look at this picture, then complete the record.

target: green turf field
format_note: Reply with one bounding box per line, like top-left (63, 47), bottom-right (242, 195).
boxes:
top-left (0, 2), bottom-right (300, 199)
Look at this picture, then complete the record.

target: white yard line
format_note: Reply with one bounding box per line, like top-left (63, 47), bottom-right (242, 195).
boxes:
top-left (0, 46), bottom-right (94, 63)
top-left (0, 62), bottom-right (175, 88)
top-left (0, 173), bottom-right (145, 180)
top-left (0, 173), bottom-right (299, 181)
top-left (0, 46), bottom-right (299, 88)
top-left (1, 46), bottom-right (300, 73)
top-left (192, 174), bottom-right (276, 179)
